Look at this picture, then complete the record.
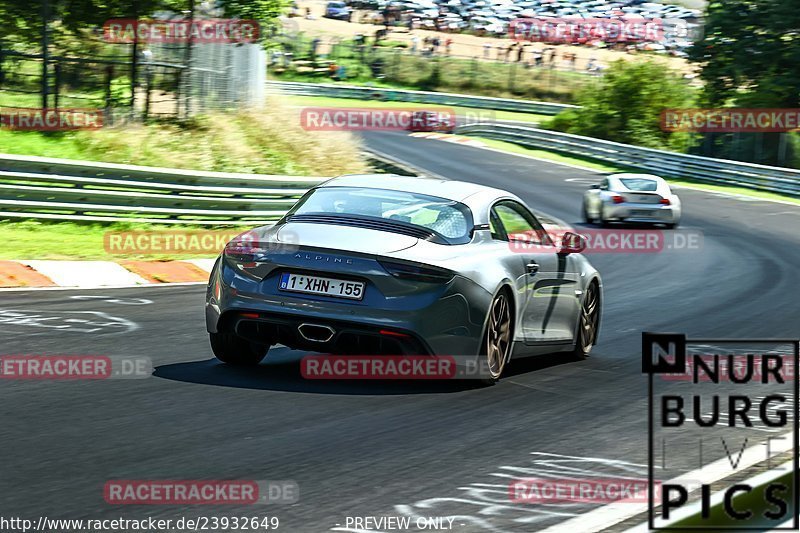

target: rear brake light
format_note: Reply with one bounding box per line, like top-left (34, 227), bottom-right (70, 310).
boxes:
top-left (611, 195), bottom-right (625, 204)
top-left (660, 198), bottom-right (671, 205)
top-left (378, 260), bottom-right (454, 283)
top-left (379, 329), bottom-right (411, 338)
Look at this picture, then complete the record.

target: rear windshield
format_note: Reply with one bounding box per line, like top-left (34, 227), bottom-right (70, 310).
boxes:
top-left (287, 186), bottom-right (473, 242)
top-left (620, 178), bottom-right (658, 192)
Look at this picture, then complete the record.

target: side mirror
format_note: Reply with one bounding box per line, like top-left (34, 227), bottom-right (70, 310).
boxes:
top-left (590, 184), bottom-right (600, 189)
top-left (558, 231), bottom-right (587, 255)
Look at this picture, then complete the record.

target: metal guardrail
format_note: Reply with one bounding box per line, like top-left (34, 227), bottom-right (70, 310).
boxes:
top-left (0, 154), bottom-right (327, 224)
top-left (268, 81), bottom-right (578, 116)
top-left (457, 123), bottom-right (800, 198)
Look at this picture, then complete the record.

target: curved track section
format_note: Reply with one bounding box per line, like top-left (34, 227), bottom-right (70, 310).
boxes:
top-left (1, 130), bottom-right (798, 532)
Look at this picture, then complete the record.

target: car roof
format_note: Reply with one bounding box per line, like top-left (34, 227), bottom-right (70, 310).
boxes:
top-left (319, 174), bottom-right (509, 203)
top-left (318, 174), bottom-right (519, 224)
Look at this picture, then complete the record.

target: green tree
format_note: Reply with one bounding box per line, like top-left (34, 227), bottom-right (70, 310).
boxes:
top-left (546, 60), bottom-right (694, 150)
top-left (688, 0), bottom-right (800, 166)
top-left (690, 0), bottom-right (800, 108)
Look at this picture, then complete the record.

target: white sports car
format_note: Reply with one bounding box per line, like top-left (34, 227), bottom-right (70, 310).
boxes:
top-left (582, 173), bottom-right (681, 228)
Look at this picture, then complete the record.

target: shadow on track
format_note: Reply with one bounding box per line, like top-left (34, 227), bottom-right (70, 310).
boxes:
top-left (153, 347), bottom-right (584, 394)
top-left (504, 351), bottom-right (578, 378)
top-left (153, 347), bottom-right (490, 395)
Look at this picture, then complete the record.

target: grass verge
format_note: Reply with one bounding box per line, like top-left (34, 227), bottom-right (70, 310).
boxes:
top-left (0, 221), bottom-right (252, 261)
top-left (0, 100), bottom-right (368, 177)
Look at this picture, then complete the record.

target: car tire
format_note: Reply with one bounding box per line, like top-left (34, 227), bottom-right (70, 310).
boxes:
top-left (210, 331), bottom-right (268, 365)
top-left (570, 281), bottom-right (600, 360)
top-left (599, 205), bottom-right (611, 227)
top-left (582, 202), bottom-right (594, 224)
top-left (480, 289), bottom-right (513, 382)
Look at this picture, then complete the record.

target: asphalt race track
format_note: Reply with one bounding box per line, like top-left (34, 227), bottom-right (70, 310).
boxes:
top-left (2, 131), bottom-right (798, 532)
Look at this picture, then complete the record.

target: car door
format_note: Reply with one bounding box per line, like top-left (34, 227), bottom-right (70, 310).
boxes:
top-left (491, 200), bottom-right (580, 343)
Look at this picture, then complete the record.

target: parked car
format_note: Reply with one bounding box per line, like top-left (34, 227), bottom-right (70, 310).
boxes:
top-left (325, 1), bottom-right (352, 20)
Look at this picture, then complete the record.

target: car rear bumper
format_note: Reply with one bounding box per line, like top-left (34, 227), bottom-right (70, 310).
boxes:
top-left (205, 257), bottom-right (493, 356)
top-left (604, 203), bottom-right (679, 223)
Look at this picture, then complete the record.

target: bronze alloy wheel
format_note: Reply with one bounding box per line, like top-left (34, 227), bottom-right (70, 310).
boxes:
top-left (486, 291), bottom-right (512, 379)
top-left (577, 282), bottom-right (599, 357)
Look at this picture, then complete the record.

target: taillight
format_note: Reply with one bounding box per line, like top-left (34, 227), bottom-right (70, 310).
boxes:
top-left (224, 231), bottom-right (270, 261)
top-left (660, 198), bottom-right (671, 205)
top-left (378, 260), bottom-right (454, 284)
top-left (611, 194), bottom-right (625, 204)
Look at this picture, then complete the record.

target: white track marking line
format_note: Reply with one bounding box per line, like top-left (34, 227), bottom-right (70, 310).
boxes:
top-left (184, 258), bottom-right (217, 273)
top-left (20, 260), bottom-right (149, 288)
top-left (624, 460), bottom-right (796, 531)
top-left (539, 430), bottom-right (794, 533)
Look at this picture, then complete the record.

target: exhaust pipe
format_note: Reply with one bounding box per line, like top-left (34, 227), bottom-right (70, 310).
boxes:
top-left (298, 323), bottom-right (335, 343)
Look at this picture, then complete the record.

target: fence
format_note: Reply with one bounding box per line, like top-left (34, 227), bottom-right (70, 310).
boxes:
top-left (0, 153), bottom-right (325, 224)
top-left (457, 123), bottom-right (800, 197)
top-left (269, 80), bottom-right (578, 115)
top-left (0, 43), bottom-right (265, 120)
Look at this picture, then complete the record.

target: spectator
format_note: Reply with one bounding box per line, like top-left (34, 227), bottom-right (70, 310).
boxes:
top-left (411, 35), bottom-right (420, 54)
top-left (483, 42), bottom-right (491, 59)
top-left (532, 48), bottom-right (543, 67)
top-left (546, 46), bottom-right (557, 67)
top-left (310, 37), bottom-right (321, 63)
top-left (505, 43), bottom-right (515, 63)
top-left (328, 62), bottom-right (338, 78)
top-left (516, 43), bottom-right (524, 62)
top-left (445, 38), bottom-right (453, 55)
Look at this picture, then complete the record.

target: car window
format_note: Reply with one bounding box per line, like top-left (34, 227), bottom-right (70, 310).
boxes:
top-left (491, 200), bottom-right (550, 245)
top-left (489, 209), bottom-right (505, 240)
top-left (287, 186), bottom-right (474, 243)
top-left (620, 178), bottom-right (658, 191)
top-left (600, 178), bottom-right (609, 190)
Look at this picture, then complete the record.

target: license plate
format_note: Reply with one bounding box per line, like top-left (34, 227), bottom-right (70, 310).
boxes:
top-left (279, 272), bottom-right (365, 300)
top-left (630, 210), bottom-right (654, 217)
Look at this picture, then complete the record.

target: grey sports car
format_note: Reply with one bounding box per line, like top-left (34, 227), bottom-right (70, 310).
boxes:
top-left (205, 174), bottom-right (602, 380)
